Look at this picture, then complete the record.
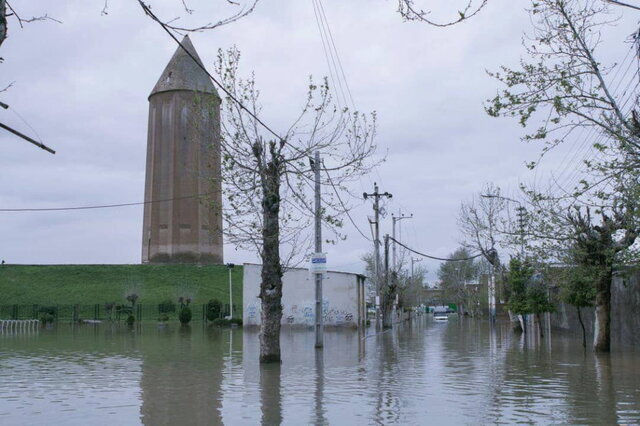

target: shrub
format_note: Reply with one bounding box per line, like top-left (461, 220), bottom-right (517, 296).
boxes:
top-left (158, 313), bottom-right (170, 322)
top-left (230, 318), bottom-right (243, 326)
top-left (179, 306), bottom-right (192, 324)
top-left (211, 318), bottom-right (230, 326)
top-left (38, 306), bottom-right (57, 316)
top-left (206, 299), bottom-right (223, 321)
top-left (39, 312), bottom-right (54, 325)
top-left (104, 302), bottom-right (116, 320)
top-left (126, 293), bottom-right (139, 306)
top-left (126, 314), bottom-right (135, 326)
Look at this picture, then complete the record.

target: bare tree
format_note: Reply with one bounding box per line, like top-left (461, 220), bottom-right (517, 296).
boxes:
top-left (397, 0), bottom-right (639, 27)
top-left (213, 46), bottom-right (378, 363)
top-left (458, 183), bottom-right (505, 265)
top-left (397, 0), bottom-right (489, 26)
top-left (136, 0), bottom-right (259, 34)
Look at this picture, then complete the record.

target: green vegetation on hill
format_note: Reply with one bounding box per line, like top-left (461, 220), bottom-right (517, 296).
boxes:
top-left (0, 264), bottom-right (243, 308)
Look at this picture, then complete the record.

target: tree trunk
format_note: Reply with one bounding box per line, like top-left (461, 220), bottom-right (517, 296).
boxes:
top-left (0, 0), bottom-right (6, 51)
top-left (593, 269), bottom-right (612, 352)
top-left (576, 306), bottom-right (586, 349)
top-left (536, 312), bottom-right (544, 338)
top-left (259, 153), bottom-right (283, 363)
top-left (382, 292), bottom-right (394, 328)
top-left (508, 310), bottom-right (522, 332)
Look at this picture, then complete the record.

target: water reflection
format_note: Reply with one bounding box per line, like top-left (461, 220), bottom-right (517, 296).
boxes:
top-left (260, 363), bottom-right (282, 425)
top-left (0, 318), bottom-right (639, 424)
top-left (314, 350), bottom-right (326, 425)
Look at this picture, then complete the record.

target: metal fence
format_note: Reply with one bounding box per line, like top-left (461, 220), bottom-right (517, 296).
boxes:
top-left (0, 304), bottom-right (239, 322)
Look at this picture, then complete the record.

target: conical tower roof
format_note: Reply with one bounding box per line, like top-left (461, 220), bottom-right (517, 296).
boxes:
top-left (149, 35), bottom-right (218, 99)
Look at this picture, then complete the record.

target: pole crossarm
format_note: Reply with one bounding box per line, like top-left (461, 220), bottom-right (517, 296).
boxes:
top-left (0, 121), bottom-right (55, 154)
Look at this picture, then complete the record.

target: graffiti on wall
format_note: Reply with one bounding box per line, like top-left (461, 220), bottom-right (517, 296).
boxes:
top-left (246, 302), bottom-right (261, 325)
top-left (246, 299), bottom-right (356, 327)
top-left (278, 298), bottom-right (355, 326)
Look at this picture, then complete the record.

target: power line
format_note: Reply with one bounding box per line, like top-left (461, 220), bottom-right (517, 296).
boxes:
top-left (312, 0), bottom-right (346, 109)
top-left (551, 44), bottom-right (636, 189)
top-left (389, 236), bottom-right (483, 262)
top-left (137, 1), bottom-right (283, 143)
top-left (0, 193), bottom-right (211, 212)
top-left (316, 0), bottom-right (356, 109)
top-left (323, 166), bottom-right (372, 241)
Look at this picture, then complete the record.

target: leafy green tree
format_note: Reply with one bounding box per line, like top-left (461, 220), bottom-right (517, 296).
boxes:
top-left (526, 272), bottom-right (554, 337)
top-left (486, 0), bottom-right (640, 352)
top-left (506, 257), bottom-right (532, 320)
top-left (559, 263), bottom-right (597, 348)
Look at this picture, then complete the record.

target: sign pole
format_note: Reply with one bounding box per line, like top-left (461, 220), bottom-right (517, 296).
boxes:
top-left (313, 151), bottom-right (324, 348)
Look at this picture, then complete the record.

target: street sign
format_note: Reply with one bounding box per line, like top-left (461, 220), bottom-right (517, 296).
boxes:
top-left (310, 252), bottom-right (327, 274)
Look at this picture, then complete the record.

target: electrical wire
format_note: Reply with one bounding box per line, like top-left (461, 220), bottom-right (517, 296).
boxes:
top-left (137, 1), bottom-right (283, 143)
top-left (388, 236), bottom-right (483, 262)
top-left (323, 166), bottom-right (372, 241)
top-left (312, 0), bottom-right (346, 109)
top-left (0, 193), bottom-right (212, 212)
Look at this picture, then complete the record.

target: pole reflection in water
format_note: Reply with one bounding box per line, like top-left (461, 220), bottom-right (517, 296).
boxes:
top-left (314, 349), bottom-right (326, 425)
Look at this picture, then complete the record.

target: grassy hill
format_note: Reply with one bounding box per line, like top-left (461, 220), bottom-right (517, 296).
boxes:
top-left (0, 264), bottom-right (243, 308)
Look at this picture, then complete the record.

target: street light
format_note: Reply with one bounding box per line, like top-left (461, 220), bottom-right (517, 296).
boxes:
top-left (226, 263), bottom-right (235, 319)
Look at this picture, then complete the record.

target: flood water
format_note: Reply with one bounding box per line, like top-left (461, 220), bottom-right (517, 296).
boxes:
top-left (1, 317), bottom-right (639, 425)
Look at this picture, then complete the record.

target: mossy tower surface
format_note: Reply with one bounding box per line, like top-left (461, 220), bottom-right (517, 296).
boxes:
top-left (142, 36), bottom-right (223, 264)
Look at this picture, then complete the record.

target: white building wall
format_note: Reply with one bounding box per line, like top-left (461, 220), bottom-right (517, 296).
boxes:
top-left (242, 263), bottom-right (363, 328)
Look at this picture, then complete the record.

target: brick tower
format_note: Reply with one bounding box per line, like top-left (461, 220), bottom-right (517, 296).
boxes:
top-left (142, 36), bottom-right (223, 264)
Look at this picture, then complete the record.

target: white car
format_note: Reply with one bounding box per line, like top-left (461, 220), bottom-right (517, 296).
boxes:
top-left (433, 311), bottom-right (448, 321)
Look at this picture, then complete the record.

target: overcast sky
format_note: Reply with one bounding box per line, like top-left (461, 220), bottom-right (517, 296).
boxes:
top-left (0, 0), bottom-right (637, 281)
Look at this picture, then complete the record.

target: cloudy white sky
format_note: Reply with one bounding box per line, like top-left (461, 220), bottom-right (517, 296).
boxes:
top-left (0, 0), bottom-right (637, 281)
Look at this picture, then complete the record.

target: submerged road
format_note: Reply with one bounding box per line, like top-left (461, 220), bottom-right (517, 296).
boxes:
top-left (1, 317), bottom-right (639, 424)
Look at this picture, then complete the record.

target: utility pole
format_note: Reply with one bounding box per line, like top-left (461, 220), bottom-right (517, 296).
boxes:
top-left (383, 234), bottom-right (390, 328)
top-left (411, 257), bottom-right (422, 309)
top-left (392, 211), bottom-right (413, 272)
top-left (313, 151), bottom-right (324, 348)
top-left (516, 206), bottom-right (526, 258)
top-left (363, 183), bottom-right (392, 327)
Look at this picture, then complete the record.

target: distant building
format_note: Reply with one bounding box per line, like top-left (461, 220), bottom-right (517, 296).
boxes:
top-left (141, 36), bottom-right (223, 264)
top-left (242, 264), bottom-right (367, 328)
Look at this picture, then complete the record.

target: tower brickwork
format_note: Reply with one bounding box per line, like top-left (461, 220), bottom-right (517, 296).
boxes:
top-left (142, 36), bottom-right (223, 264)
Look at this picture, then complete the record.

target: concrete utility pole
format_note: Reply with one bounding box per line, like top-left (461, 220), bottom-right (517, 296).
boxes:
top-left (411, 257), bottom-right (422, 308)
top-left (384, 234), bottom-right (390, 327)
top-left (0, 121), bottom-right (56, 154)
top-left (364, 183), bottom-right (392, 327)
top-left (516, 206), bottom-right (526, 258)
top-left (392, 211), bottom-right (413, 272)
top-left (313, 151), bottom-right (324, 348)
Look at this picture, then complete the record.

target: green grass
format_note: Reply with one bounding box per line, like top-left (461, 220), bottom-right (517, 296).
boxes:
top-left (0, 264), bottom-right (243, 308)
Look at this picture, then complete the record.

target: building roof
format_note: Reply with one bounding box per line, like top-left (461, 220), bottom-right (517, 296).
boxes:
top-left (149, 35), bottom-right (219, 99)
